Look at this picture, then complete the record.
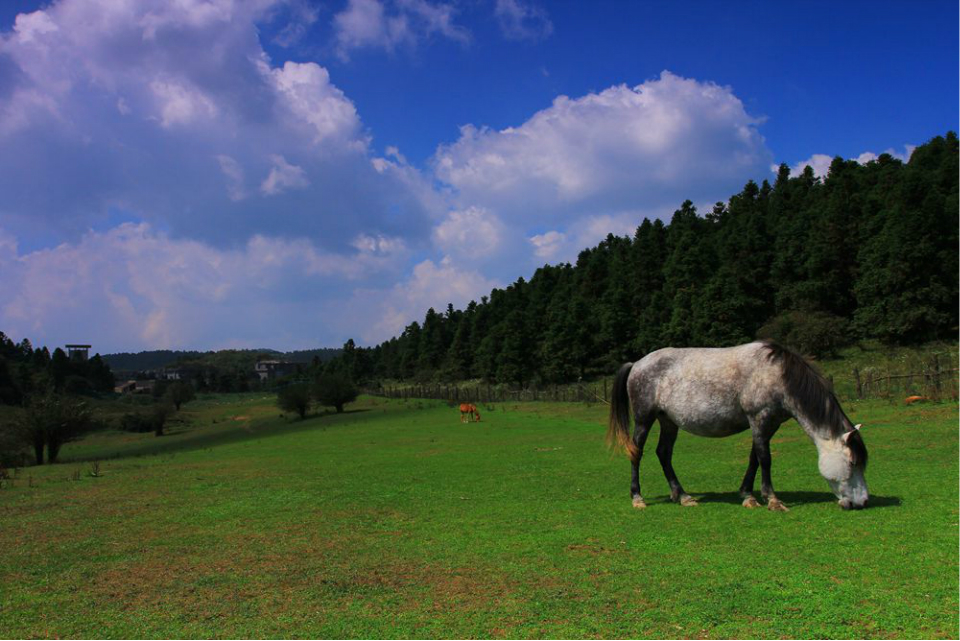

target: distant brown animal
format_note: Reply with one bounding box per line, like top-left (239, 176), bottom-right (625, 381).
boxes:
top-left (904, 395), bottom-right (929, 405)
top-left (459, 403), bottom-right (481, 423)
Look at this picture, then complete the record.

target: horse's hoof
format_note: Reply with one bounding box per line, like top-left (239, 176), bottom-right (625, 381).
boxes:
top-left (679, 494), bottom-right (698, 507)
top-left (742, 496), bottom-right (760, 508)
top-left (632, 497), bottom-right (647, 509)
top-left (767, 498), bottom-right (789, 512)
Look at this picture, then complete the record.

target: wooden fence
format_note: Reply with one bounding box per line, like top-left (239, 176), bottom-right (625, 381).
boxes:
top-left (373, 379), bottom-right (613, 405)
top-left (371, 355), bottom-right (959, 405)
top-left (852, 355), bottom-right (959, 401)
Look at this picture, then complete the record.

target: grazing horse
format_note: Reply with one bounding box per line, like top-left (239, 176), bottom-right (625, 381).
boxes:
top-left (608, 341), bottom-right (869, 511)
top-left (459, 403), bottom-right (481, 423)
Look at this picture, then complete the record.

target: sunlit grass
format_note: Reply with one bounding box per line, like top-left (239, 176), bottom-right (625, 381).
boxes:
top-left (1, 394), bottom-right (956, 638)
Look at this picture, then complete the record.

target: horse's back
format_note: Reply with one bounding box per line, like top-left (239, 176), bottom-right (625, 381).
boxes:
top-left (629, 342), bottom-right (780, 437)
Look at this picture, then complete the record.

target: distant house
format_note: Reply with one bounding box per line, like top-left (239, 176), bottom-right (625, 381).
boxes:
top-left (114, 380), bottom-right (137, 394)
top-left (254, 359), bottom-right (299, 381)
top-left (66, 344), bottom-right (91, 361)
top-left (158, 367), bottom-right (183, 381)
top-left (134, 380), bottom-right (156, 393)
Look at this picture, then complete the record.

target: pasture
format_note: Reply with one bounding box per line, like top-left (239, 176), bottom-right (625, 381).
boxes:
top-left (1, 394), bottom-right (957, 638)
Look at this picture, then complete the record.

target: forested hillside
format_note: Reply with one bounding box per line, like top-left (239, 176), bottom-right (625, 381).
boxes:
top-left (103, 348), bottom-right (341, 372)
top-left (325, 133), bottom-right (958, 386)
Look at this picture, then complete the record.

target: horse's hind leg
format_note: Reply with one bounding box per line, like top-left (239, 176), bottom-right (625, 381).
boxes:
top-left (656, 416), bottom-right (697, 506)
top-left (630, 415), bottom-right (653, 509)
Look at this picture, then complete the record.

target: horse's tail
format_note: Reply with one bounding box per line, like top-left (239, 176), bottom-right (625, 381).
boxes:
top-left (607, 362), bottom-right (638, 461)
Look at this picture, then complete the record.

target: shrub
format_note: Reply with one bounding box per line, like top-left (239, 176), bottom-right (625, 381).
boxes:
top-left (314, 374), bottom-right (358, 414)
top-left (119, 403), bottom-right (173, 436)
top-left (165, 381), bottom-right (195, 411)
top-left (63, 375), bottom-right (92, 395)
top-left (277, 384), bottom-right (311, 419)
top-left (757, 311), bottom-right (851, 359)
top-left (17, 393), bottom-right (93, 464)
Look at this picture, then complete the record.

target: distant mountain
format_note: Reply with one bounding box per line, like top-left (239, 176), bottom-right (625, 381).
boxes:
top-left (104, 348), bottom-right (341, 372)
top-left (103, 350), bottom-right (205, 371)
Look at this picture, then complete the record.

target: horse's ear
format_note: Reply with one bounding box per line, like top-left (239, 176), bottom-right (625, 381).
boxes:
top-left (842, 431), bottom-right (852, 443)
top-left (853, 423), bottom-right (862, 430)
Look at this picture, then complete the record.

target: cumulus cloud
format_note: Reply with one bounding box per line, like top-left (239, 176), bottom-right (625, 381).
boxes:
top-left (344, 258), bottom-right (501, 343)
top-left (332, 0), bottom-right (470, 60)
top-left (433, 71), bottom-right (773, 228)
top-left (0, 0), bottom-right (436, 249)
top-left (432, 207), bottom-right (506, 261)
top-left (216, 155), bottom-right (247, 201)
top-left (0, 223), bottom-right (411, 351)
top-left (494, 0), bottom-right (553, 41)
top-left (528, 213), bottom-right (640, 264)
top-left (261, 155), bottom-right (310, 195)
top-left (0, 4), bottom-right (783, 351)
top-left (787, 145), bottom-right (916, 178)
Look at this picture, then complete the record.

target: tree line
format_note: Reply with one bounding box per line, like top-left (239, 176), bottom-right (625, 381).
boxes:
top-left (0, 335), bottom-right (115, 405)
top-left (322, 132), bottom-right (958, 387)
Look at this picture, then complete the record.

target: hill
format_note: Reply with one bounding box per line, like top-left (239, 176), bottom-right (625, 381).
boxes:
top-left (104, 348), bottom-right (341, 372)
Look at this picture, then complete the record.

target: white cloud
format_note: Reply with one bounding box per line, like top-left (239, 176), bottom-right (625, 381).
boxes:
top-left (150, 79), bottom-right (218, 127)
top-left (268, 60), bottom-right (365, 147)
top-left (433, 71), bottom-right (773, 227)
top-left (13, 10), bottom-right (58, 43)
top-left (345, 258), bottom-right (501, 343)
top-left (332, 0), bottom-right (469, 60)
top-left (261, 155), bottom-right (309, 195)
top-left (0, 0), bottom-right (436, 250)
top-left (494, 0), bottom-right (552, 41)
top-left (0, 223), bottom-right (411, 351)
top-left (216, 154), bottom-right (247, 201)
top-left (432, 207), bottom-right (506, 261)
top-left (528, 213), bottom-right (639, 264)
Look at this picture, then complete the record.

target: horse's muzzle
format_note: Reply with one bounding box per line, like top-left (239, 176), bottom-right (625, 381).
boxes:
top-left (839, 498), bottom-right (868, 510)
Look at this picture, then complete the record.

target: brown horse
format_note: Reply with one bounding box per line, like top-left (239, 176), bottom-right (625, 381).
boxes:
top-left (459, 403), bottom-right (481, 423)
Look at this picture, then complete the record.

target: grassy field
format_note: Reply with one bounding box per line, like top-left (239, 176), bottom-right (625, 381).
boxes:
top-left (1, 393), bottom-right (957, 638)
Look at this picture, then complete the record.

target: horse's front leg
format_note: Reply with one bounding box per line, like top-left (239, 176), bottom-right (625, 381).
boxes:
top-left (630, 417), bottom-right (653, 509)
top-left (656, 417), bottom-right (697, 506)
top-left (739, 445), bottom-right (761, 508)
top-left (751, 419), bottom-right (787, 512)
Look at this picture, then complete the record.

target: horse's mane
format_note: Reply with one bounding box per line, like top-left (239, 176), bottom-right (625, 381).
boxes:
top-left (761, 340), bottom-right (851, 436)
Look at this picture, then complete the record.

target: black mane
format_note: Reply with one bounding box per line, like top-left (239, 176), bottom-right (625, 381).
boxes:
top-left (762, 340), bottom-right (850, 433)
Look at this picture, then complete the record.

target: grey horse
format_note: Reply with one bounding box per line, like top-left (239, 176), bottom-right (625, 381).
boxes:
top-left (607, 340), bottom-right (869, 511)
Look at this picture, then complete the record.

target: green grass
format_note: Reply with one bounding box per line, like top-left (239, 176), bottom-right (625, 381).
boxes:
top-left (1, 394), bottom-right (957, 638)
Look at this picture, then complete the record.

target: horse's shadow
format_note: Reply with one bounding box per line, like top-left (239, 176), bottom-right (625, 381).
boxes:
top-left (682, 491), bottom-right (901, 509)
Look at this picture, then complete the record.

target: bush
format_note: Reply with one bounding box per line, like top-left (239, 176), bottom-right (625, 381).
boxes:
top-left (314, 374), bottom-right (358, 414)
top-left (277, 384), bottom-right (311, 419)
top-left (119, 403), bottom-right (173, 436)
top-left (757, 311), bottom-right (851, 359)
top-left (0, 409), bottom-right (29, 468)
top-left (17, 393), bottom-right (93, 464)
top-left (165, 381), bottom-right (195, 411)
top-left (63, 375), bottom-right (92, 395)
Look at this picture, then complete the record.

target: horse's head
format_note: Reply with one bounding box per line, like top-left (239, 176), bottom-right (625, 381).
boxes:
top-left (817, 424), bottom-right (869, 509)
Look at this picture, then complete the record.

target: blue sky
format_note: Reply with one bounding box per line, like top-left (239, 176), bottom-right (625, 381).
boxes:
top-left (0, 0), bottom-right (955, 352)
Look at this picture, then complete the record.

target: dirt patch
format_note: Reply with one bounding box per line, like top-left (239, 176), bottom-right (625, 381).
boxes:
top-left (564, 537), bottom-right (624, 556)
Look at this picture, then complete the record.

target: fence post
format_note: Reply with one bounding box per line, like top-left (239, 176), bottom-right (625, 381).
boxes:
top-left (852, 368), bottom-right (861, 398)
top-left (933, 355), bottom-right (942, 400)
